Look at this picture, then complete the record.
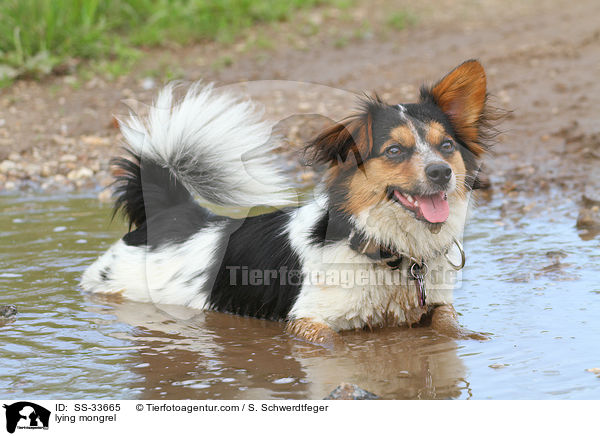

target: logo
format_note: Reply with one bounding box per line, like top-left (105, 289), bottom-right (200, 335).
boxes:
top-left (2, 402), bottom-right (50, 434)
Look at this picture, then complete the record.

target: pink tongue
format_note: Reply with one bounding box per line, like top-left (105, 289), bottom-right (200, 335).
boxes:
top-left (415, 192), bottom-right (449, 223)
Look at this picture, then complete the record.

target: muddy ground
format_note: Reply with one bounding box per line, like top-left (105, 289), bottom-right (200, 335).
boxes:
top-left (1, 0), bottom-right (599, 219)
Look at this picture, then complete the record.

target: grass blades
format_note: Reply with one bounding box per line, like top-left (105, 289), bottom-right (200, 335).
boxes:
top-left (0, 0), bottom-right (330, 82)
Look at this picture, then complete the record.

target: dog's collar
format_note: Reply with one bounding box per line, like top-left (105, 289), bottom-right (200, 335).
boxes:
top-left (348, 232), bottom-right (465, 308)
top-left (348, 231), bottom-right (400, 263)
top-left (348, 231), bottom-right (428, 305)
top-left (348, 231), bottom-right (465, 271)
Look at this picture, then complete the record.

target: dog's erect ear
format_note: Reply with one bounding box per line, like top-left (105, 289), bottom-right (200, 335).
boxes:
top-left (306, 103), bottom-right (375, 168)
top-left (424, 60), bottom-right (487, 156)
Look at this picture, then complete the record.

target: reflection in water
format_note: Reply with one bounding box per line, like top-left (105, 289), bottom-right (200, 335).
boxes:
top-left (93, 298), bottom-right (467, 399)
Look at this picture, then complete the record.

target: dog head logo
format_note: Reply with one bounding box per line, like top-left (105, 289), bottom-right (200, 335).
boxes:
top-left (3, 402), bottom-right (50, 434)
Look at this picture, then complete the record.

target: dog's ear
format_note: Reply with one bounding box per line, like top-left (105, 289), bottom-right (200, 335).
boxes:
top-left (422, 60), bottom-right (487, 156)
top-left (306, 98), bottom-right (378, 168)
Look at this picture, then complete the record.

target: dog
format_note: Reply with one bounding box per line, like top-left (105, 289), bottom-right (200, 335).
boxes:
top-left (81, 60), bottom-right (496, 346)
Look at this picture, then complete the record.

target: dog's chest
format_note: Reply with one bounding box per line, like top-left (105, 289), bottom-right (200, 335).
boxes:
top-left (289, 242), bottom-right (451, 331)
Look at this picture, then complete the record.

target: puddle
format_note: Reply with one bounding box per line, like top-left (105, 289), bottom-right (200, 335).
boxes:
top-left (0, 191), bottom-right (599, 399)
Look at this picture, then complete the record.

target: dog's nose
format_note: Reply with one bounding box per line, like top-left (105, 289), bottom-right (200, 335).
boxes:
top-left (426, 163), bottom-right (452, 185)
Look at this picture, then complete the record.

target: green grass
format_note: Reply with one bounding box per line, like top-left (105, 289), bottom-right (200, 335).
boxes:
top-left (0, 0), bottom-right (331, 82)
top-left (386, 10), bottom-right (417, 30)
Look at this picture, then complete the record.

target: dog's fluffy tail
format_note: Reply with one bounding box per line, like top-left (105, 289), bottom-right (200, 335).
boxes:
top-left (112, 83), bottom-right (294, 228)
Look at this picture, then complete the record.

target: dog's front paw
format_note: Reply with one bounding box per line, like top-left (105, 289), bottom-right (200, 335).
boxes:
top-left (286, 318), bottom-right (348, 350)
top-left (430, 304), bottom-right (491, 340)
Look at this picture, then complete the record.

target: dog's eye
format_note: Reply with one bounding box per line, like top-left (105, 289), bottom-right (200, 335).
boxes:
top-left (439, 140), bottom-right (455, 154)
top-left (385, 144), bottom-right (411, 160)
top-left (386, 145), bottom-right (401, 155)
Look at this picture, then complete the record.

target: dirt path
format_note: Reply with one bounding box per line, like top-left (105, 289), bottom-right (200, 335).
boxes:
top-left (1, 0), bottom-right (599, 207)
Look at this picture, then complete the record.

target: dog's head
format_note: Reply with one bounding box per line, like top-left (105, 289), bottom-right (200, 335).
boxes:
top-left (308, 60), bottom-right (495, 256)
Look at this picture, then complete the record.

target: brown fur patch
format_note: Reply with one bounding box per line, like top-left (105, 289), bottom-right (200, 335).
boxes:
top-left (430, 304), bottom-right (489, 340)
top-left (343, 157), bottom-right (421, 215)
top-left (365, 312), bottom-right (400, 330)
top-left (430, 60), bottom-right (487, 156)
top-left (286, 318), bottom-right (346, 348)
top-left (388, 125), bottom-right (415, 148)
top-left (425, 121), bottom-right (446, 145)
top-left (447, 150), bottom-right (468, 199)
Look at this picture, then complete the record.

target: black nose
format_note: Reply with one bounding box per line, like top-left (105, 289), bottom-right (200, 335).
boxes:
top-left (426, 163), bottom-right (452, 185)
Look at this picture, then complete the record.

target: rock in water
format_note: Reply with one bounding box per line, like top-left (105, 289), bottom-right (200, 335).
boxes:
top-left (577, 195), bottom-right (600, 231)
top-left (324, 383), bottom-right (379, 400)
top-left (0, 304), bottom-right (17, 319)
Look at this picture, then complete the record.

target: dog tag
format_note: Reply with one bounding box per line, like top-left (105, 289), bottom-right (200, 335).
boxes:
top-left (410, 262), bottom-right (427, 307)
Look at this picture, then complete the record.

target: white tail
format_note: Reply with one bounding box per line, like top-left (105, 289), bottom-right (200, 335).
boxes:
top-left (119, 82), bottom-right (295, 207)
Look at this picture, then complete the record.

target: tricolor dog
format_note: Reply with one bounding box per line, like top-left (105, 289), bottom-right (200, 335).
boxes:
top-left (82, 60), bottom-right (496, 346)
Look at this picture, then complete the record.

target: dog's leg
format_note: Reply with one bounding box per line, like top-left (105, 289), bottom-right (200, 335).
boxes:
top-left (430, 304), bottom-right (489, 340)
top-left (286, 318), bottom-right (348, 350)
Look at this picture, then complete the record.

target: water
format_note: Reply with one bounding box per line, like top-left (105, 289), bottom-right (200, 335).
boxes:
top-left (1, 191), bottom-right (599, 400)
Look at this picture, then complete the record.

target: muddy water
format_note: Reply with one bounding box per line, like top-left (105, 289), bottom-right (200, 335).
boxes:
top-left (1, 189), bottom-right (599, 400)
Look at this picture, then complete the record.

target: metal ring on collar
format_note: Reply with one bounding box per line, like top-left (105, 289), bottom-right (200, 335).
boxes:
top-left (445, 237), bottom-right (466, 271)
top-left (410, 261), bottom-right (429, 277)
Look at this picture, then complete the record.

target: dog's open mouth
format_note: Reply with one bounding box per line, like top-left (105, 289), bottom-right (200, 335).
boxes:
top-left (390, 188), bottom-right (449, 224)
